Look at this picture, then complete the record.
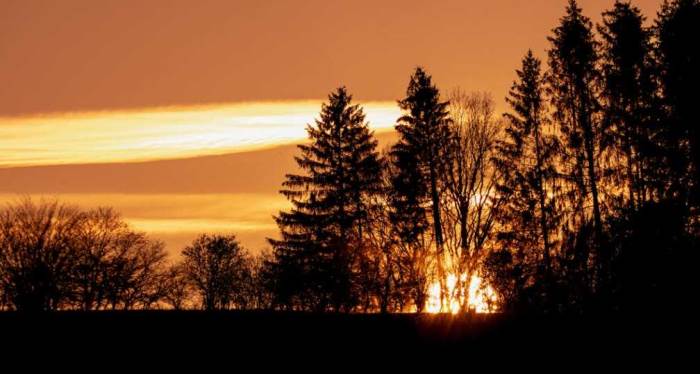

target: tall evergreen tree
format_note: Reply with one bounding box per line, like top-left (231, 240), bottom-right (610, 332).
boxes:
top-left (547, 0), bottom-right (606, 288)
top-left (655, 0), bottom-right (700, 211)
top-left (493, 50), bottom-right (561, 309)
top-left (391, 67), bottom-right (452, 304)
top-left (386, 151), bottom-right (431, 312)
top-left (268, 87), bottom-right (384, 311)
top-left (599, 1), bottom-right (659, 211)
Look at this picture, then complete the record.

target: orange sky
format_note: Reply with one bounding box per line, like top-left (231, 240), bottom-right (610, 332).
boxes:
top-left (1, 0), bottom-right (662, 116)
top-left (0, 102), bottom-right (399, 167)
top-left (0, 0), bottom-right (665, 255)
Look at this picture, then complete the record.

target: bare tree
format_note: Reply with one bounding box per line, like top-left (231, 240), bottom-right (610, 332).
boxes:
top-left (359, 185), bottom-right (400, 313)
top-left (245, 249), bottom-right (276, 310)
top-left (114, 237), bottom-right (168, 310)
top-left (71, 207), bottom-right (136, 310)
top-left (182, 234), bottom-right (250, 311)
top-left (0, 198), bottom-right (83, 311)
top-left (0, 199), bottom-right (169, 311)
top-left (442, 90), bottom-right (502, 312)
top-left (87, 223), bottom-right (168, 311)
top-left (161, 263), bottom-right (192, 310)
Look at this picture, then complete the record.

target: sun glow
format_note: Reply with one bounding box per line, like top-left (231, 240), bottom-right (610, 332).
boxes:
top-left (426, 273), bottom-right (498, 314)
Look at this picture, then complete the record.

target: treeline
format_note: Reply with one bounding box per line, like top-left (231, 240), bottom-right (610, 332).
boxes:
top-left (264, 0), bottom-right (699, 313)
top-left (1, 0), bottom-right (698, 313)
top-left (0, 199), bottom-right (271, 311)
top-left (0, 200), bottom-right (169, 311)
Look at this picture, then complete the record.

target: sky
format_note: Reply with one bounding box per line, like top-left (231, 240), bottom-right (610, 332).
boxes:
top-left (0, 0), bottom-right (664, 255)
top-left (0, 102), bottom-right (399, 167)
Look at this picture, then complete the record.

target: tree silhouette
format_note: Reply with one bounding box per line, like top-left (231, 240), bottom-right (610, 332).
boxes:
top-left (391, 67), bottom-right (452, 308)
top-left (600, 0), bottom-right (700, 313)
top-left (655, 0), bottom-right (700, 210)
top-left (443, 90), bottom-right (501, 312)
top-left (268, 87), bottom-right (383, 312)
top-left (72, 207), bottom-right (169, 311)
top-left (599, 1), bottom-right (659, 211)
top-left (245, 248), bottom-right (275, 310)
top-left (0, 199), bottom-right (82, 311)
top-left (71, 207), bottom-right (124, 311)
top-left (360, 176), bottom-right (401, 312)
top-left (0, 199), bottom-right (168, 311)
top-left (488, 51), bottom-right (562, 311)
top-left (547, 0), bottom-right (607, 296)
top-left (182, 234), bottom-right (249, 311)
top-left (161, 263), bottom-right (192, 310)
top-left (93, 229), bottom-right (167, 310)
top-left (1, 0), bottom-right (699, 319)
top-left (385, 152), bottom-right (431, 312)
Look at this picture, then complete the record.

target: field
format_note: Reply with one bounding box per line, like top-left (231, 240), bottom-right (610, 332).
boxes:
top-left (0, 311), bottom-right (687, 358)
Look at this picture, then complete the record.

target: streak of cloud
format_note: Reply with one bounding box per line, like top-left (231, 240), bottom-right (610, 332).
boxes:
top-left (0, 101), bottom-right (399, 167)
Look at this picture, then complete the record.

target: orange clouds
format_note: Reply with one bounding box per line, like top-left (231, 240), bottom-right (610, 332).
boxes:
top-left (0, 101), bottom-right (399, 167)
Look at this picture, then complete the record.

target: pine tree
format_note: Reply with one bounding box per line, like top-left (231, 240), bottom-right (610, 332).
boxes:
top-left (386, 151), bottom-right (431, 312)
top-left (391, 67), bottom-right (452, 307)
top-left (493, 50), bottom-right (561, 309)
top-left (655, 0), bottom-right (700, 211)
top-left (547, 0), bottom-right (606, 288)
top-left (599, 1), bottom-right (658, 211)
top-left (268, 87), bottom-right (384, 311)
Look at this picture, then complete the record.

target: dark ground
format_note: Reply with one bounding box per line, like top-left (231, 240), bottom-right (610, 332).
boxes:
top-left (0, 311), bottom-right (693, 367)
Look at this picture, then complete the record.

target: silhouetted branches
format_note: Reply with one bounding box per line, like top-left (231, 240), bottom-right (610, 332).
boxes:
top-left (181, 234), bottom-right (251, 311)
top-left (0, 199), bottom-right (168, 311)
top-left (1, 0), bottom-right (698, 315)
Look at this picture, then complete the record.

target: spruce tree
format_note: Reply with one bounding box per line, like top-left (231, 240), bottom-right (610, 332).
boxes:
top-left (268, 87), bottom-right (383, 311)
top-left (386, 150), bottom-right (431, 311)
top-left (599, 1), bottom-right (658, 210)
top-left (391, 67), bottom-right (452, 305)
top-left (655, 0), bottom-right (700, 210)
top-left (493, 50), bottom-right (560, 309)
top-left (547, 0), bottom-right (606, 288)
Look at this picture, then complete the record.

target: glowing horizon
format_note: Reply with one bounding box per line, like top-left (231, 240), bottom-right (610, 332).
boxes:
top-left (0, 100), bottom-right (400, 168)
top-left (426, 273), bottom-right (498, 314)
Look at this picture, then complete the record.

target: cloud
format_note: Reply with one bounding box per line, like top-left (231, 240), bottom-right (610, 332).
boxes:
top-left (0, 100), bottom-right (399, 167)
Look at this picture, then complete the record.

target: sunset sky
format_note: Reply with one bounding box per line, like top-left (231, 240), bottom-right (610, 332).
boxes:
top-left (0, 0), bottom-right (663, 255)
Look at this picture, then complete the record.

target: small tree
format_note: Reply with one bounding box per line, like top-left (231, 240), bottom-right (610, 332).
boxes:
top-left (182, 234), bottom-right (249, 311)
top-left (0, 199), bottom-right (82, 311)
top-left (72, 207), bottom-right (169, 311)
top-left (162, 263), bottom-right (192, 310)
top-left (101, 231), bottom-right (168, 310)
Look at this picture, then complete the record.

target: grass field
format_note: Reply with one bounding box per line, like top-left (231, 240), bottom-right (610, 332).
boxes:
top-left (0, 311), bottom-right (686, 353)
